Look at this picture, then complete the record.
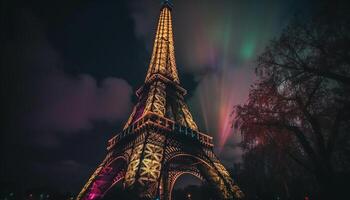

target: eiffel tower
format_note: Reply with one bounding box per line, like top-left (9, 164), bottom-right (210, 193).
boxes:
top-left (76, 1), bottom-right (244, 200)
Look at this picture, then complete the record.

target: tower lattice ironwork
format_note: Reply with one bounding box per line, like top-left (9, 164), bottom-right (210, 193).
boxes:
top-left (76, 2), bottom-right (244, 200)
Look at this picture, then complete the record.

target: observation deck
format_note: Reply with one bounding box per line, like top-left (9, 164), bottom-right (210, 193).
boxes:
top-left (107, 112), bottom-right (214, 150)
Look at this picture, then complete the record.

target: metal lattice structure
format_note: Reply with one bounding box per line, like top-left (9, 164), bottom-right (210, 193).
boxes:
top-left (76, 2), bottom-right (244, 200)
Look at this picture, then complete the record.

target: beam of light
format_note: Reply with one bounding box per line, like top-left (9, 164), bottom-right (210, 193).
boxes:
top-left (189, 34), bottom-right (252, 151)
top-left (216, 67), bottom-right (238, 150)
top-left (199, 85), bottom-right (209, 132)
top-left (192, 66), bottom-right (251, 152)
top-left (183, 6), bottom-right (264, 153)
top-left (188, 21), bottom-right (255, 152)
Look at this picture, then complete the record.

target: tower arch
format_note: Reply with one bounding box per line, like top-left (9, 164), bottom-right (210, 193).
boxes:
top-left (169, 172), bottom-right (205, 200)
top-left (164, 153), bottom-right (236, 200)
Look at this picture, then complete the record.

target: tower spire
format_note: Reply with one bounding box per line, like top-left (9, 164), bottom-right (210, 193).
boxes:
top-left (145, 0), bottom-right (179, 84)
top-left (162, 0), bottom-right (173, 8)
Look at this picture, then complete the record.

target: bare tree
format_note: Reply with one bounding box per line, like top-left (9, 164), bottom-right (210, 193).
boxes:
top-left (235, 1), bottom-right (350, 199)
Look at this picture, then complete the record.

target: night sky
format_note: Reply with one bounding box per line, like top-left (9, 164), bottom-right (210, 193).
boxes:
top-left (1, 0), bottom-right (313, 194)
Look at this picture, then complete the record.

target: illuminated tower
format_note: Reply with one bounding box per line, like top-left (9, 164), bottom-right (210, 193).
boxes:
top-left (76, 1), bottom-right (244, 200)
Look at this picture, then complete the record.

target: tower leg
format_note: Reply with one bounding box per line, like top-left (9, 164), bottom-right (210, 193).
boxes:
top-left (163, 150), bottom-right (244, 200)
top-left (124, 131), bottom-right (166, 199)
top-left (202, 153), bottom-right (244, 200)
top-left (76, 155), bottom-right (127, 200)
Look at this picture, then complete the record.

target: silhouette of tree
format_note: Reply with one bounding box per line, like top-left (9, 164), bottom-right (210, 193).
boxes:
top-left (235, 143), bottom-right (317, 200)
top-left (234, 1), bottom-right (350, 199)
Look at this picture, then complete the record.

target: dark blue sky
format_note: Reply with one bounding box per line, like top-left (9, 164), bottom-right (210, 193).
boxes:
top-left (1, 0), bottom-right (313, 193)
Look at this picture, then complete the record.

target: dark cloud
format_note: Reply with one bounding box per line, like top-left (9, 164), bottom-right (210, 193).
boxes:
top-left (26, 72), bottom-right (132, 134)
top-left (6, 8), bottom-right (133, 146)
top-left (1, 1), bottom-right (135, 191)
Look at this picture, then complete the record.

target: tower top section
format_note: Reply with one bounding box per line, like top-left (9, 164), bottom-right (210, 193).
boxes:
top-left (162, 0), bottom-right (173, 8)
top-left (145, 0), bottom-right (180, 84)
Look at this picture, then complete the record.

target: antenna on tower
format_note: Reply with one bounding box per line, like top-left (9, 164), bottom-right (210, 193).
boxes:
top-left (162, 0), bottom-right (173, 8)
